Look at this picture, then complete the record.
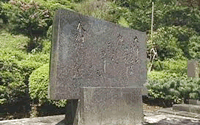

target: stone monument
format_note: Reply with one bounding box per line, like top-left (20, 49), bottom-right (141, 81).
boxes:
top-left (187, 59), bottom-right (200, 78)
top-left (49, 9), bottom-right (146, 125)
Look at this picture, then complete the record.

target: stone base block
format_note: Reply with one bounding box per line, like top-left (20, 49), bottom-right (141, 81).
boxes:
top-left (189, 99), bottom-right (200, 105)
top-left (173, 104), bottom-right (200, 114)
top-left (78, 87), bottom-right (143, 125)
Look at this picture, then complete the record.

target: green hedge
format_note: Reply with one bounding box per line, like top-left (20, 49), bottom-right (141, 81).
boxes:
top-left (152, 59), bottom-right (187, 74)
top-left (146, 77), bottom-right (200, 103)
top-left (0, 49), bottom-right (26, 105)
top-left (29, 64), bottom-right (66, 107)
top-left (148, 71), bottom-right (184, 81)
top-left (0, 49), bottom-right (42, 105)
top-left (147, 59), bottom-right (199, 104)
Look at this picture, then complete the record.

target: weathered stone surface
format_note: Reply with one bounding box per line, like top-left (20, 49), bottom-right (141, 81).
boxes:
top-left (187, 59), bottom-right (200, 78)
top-left (189, 99), bottom-right (200, 105)
top-left (159, 108), bottom-right (200, 119)
top-left (173, 104), bottom-right (200, 114)
top-left (0, 115), bottom-right (66, 125)
top-left (144, 113), bottom-right (200, 125)
top-left (49, 9), bottom-right (146, 99)
top-left (78, 87), bottom-right (143, 125)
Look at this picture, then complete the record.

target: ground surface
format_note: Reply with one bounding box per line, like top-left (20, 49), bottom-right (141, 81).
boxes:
top-left (0, 104), bottom-right (200, 125)
top-left (143, 104), bottom-right (163, 113)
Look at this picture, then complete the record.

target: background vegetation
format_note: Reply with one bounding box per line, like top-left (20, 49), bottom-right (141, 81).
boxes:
top-left (0, 0), bottom-right (200, 119)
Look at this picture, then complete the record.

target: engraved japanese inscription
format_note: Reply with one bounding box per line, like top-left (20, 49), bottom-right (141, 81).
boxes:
top-left (49, 9), bottom-right (146, 99)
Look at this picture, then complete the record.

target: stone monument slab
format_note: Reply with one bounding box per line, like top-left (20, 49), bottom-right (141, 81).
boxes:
top-left (187, 60), bottom-right (200, 78)
top-left (49, 9), bottom-right (146, 99)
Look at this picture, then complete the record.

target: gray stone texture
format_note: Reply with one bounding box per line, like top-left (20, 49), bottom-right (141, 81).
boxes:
top-left (78, 87), bottom-right (143, 125)
top-left (189, 99), bottom-right (200, 105)
top-left (49, 9), bottom-right (146, 99)
top-left (187, 59), bottom-right (200, 78)
top-left (159, 108), bottom-right (200, 119)
top-left (0, 115), bottom-right (66, 125)
top-left (173, 104), bottom-right (200, 114)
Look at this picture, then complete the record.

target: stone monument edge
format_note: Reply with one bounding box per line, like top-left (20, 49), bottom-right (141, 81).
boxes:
top-left (48, 10), bottom-right (61, 100)
top-left (58, 9), bottom-right (146, 35)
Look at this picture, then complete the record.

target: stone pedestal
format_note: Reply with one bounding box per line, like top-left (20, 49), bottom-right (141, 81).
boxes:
top-left (77, 87), bottom-right (143, 125)
top-left (173, 104), bottom-right (200, 114)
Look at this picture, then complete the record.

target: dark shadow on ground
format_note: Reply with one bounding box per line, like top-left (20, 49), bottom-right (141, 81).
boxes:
top-left (143, 95), bottom-right (174, 107)
top-left (65, 99), bottom-right (79, 125)
top-left (55, 99), bottom-right (79, 125)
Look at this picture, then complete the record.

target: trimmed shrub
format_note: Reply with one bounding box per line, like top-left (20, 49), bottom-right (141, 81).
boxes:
top-left (147, 59), bottom-right (198, 104)
top-left (152, 59), bottom-right (187, 75)
top-left (146, 77), bottom-right (200, 103)
top-left (29, 64), bottom-right (66, 107)
top-left (148, 71), bottom-right (184, 81)
top-left (0, 49), bottom-right (27, 105)
top-left (41, 40), bottom-right (51, 54)
top-left (0, 49), bottom-right (44, 105)
top-left (26, 53), bottom-right (50, 64)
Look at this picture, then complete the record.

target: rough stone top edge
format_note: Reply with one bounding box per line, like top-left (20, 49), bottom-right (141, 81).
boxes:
top-left (56, 9), bottom-right (146, 36)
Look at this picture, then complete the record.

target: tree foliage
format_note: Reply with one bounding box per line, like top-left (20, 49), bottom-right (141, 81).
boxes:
top-left (152, 26), bottom-right (197, 60)
top-left (188, 35), bottom-right (200, 59)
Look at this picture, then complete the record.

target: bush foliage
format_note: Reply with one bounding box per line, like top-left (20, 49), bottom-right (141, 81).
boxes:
top-left (147, 78), bottom-right (200, 103)
top-left (151, 59), bottom-right (187, 74)
top-left (29, 64), bottom-right (66, 107)
top-left (0, 51), bottom-right (26, 104)
top-left (5, 1), bottom-right (51, 36)
top-left (2, 0), bottom-right (74, 52)
top-left (0, 49), bottom-right (42, 105)
top-left (152, 26), bottom-right (197, 60)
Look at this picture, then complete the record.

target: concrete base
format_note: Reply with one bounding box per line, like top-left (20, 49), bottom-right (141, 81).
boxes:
top-left (173, 104), bottom-right (200, 114)
top-left (158, 108), bottom-right (200, 119)
top-left (65, 87), bottom-right (143, 125)
top-left (78, 87), bottom-right (143, 125)
top-left (189, 99), bottom-right (200, 105)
